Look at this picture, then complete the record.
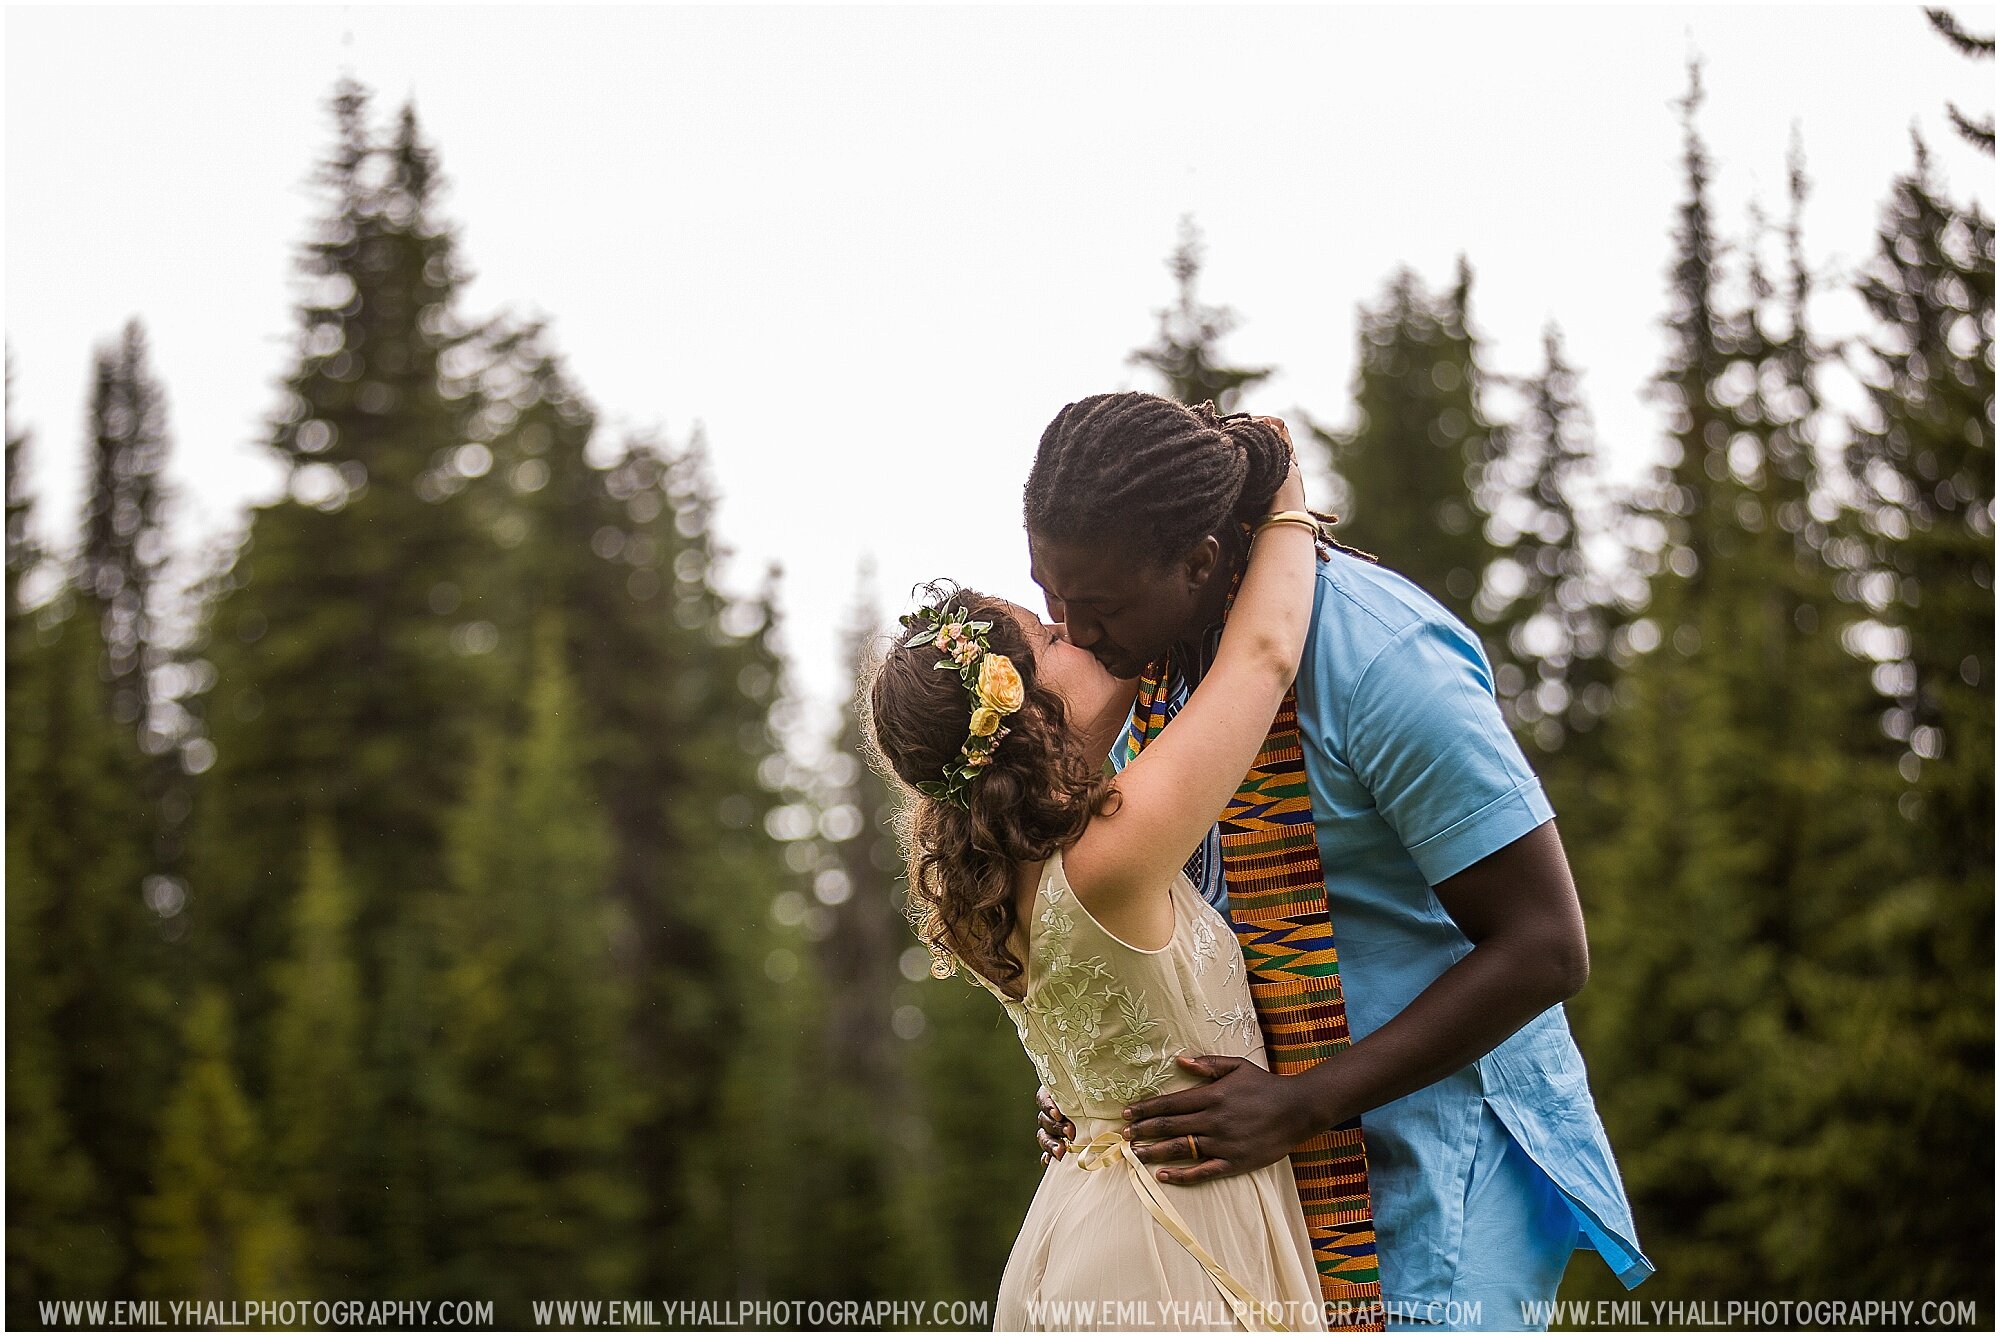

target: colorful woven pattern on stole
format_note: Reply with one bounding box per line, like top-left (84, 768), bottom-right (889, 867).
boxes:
top-left (1121, 670), bottom-right (1384, 1331)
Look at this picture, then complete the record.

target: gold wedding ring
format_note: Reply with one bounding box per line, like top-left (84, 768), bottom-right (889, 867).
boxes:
top-left (1185, 1134), bottom-right (1200, 1161)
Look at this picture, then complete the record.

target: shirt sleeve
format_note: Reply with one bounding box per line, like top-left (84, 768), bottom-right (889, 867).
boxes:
top-left (1342, 616), bottom-right (1555, 886)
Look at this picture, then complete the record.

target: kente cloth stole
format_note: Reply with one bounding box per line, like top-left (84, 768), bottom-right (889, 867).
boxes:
top-left (1118, 602), bottom-right (1385, 1331)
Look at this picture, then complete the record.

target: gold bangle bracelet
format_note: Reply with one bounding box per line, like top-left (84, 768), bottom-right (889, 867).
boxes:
top-left (1254, 510), bottom-right (1320, 537)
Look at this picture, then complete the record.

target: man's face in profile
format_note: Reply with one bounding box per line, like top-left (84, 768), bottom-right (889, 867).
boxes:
top-left (1026, 532), bottom-right (1217, 681)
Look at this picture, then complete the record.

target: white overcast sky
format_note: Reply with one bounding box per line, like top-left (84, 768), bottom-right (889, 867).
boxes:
top-left (7, 4), bottom-right (1995, 751)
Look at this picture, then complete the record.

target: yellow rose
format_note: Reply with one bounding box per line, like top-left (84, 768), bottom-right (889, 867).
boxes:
top-left (968, 706), bottom-right (1002, 737)
top-left (976, 653), bottom-right (1025, 714)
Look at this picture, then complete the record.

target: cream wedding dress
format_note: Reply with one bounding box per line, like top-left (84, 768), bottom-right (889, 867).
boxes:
top-left (967, 850), bottom-right (1330, 1333)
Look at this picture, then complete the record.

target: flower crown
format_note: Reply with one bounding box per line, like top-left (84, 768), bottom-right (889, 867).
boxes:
top-left (896, 600), bottom-right (1026, 809)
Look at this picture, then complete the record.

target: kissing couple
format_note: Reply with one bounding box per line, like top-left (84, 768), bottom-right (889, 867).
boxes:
top-left (862, 393), bottom-right (1653, 1332)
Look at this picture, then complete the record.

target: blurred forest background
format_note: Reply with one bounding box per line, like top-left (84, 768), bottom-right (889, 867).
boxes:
top-left (6, 13), bottom-right (1993, 1331)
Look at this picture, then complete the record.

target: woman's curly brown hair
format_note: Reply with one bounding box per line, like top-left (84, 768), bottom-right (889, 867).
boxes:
top-left (858, 581), bottom-right (1117, 999)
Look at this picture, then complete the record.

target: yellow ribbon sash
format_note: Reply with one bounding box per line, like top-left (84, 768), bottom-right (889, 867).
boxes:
top-left (1072, 1132), bottom-right (1294, 1333)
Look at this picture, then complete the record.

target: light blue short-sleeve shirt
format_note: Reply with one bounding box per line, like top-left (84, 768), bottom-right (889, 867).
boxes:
top-left (1295, 551), bottom-right (1652, 1307)
top-left (1122, 552), bottom-right (1653, 1311)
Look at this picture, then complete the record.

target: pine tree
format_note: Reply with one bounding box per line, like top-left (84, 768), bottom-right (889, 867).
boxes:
top-left (905, 967), bottom-right (1043, 1299)
top-left (1475, 323), bottom-right (1617, 764)
top-left (1926, 7), bottom-right (1995, 154)
top-left (264, 814), bottom-right (374, 1291)
top-left (458, 324), bottom-right (802, 1294)
top-left (181, 87), bottom-right (497, 1293)
top-left (1129, 218), bottom-right (1273, 412)
top-left (77, 319), bottom-right (173, 740)
top-left (71, 319), bottom-right (200, 1007)
top-left (134, 989), bottom-right (301, 1302)
top-left (1797, 130), bottom-right (1996, 1304)
top-left (775, 577), bottom-right (951, 1298)
top-left (6, 827), bottom-right (123, 1324)
top-left (186, 80), bottom-right (493, 1010)
top-left (1845, 134), bottom-right (1995, 905)
top-left (427, 611), bottom-right (646, 1305)
top-left (8, 598), bottom-right (177, 1297)
top-left (2, 384), bottom-right (120, 1323)
top-left (1569, 63), bottom-right (1770, 1296)
top-left (1566, 68), bottom-right (1920, 1302)
top-left (1308, 259), bottom-right (1506, 619)
top-left (6, 350), bottom-right (40, 627)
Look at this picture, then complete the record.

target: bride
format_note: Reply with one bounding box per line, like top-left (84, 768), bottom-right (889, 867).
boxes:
top-left (863, 460), bottom-right (1329, 1332)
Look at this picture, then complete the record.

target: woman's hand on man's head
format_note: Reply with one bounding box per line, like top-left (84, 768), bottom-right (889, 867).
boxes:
top-left (1250, 416), bottom-right (1305, 515)
top-left (1271, 459), bottom-right (1307, 517)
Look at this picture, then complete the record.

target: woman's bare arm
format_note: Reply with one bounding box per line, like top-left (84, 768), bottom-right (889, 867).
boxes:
top-left (1062, 463), bottom-right (1314, 919)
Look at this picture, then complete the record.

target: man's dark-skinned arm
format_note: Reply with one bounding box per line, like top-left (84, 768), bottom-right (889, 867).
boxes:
top-left (1103, 818), bottom-right (1587, 1184)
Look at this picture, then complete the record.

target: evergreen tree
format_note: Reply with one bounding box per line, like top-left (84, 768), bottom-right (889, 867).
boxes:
top-left (6, 350), bottom-right (40, 625)
top-left (76, 319), bottom-right (173, 740)
top-left (463, 326), bottom-right (800, 1294)
top-left (264, 814), bottom-right (373, 1291)
top-left (2, 384), bottom-right (119, 1323)
top-left (1926, 7), bottom-right (1995, 154)
top-left (779, 578), bottom-right (950, 1298)
top-left (428, 611), bottom-right (646, 1306)
top-left (186, 79), bottom-right (492, 1002)
top-left (72, 319), bottom-right (198, 985)
top-left (1308, 259), bottom-right (1506, 619)
top-left (1844, 134), bottom-right (1995, 911)
top-left (905, 963), bottom-right (1043, 1299)
top-left (134, 989), bottom-right (301, 1302)
top-left (8, 599), bottom-right (176, 1298)
top-left (1129, 218), bottom-right (1273, 412)
top-left (1565, 68), bottom-right (1916, 1303)
top-left (6, 821), bottom-right (122, 1323)
top-left (1475, 323), bottom-right (1617, 763)
top-left (1805, 131), bottom-right (1995, 1304)
top-left (181, 83), bottom-right (495, 1289)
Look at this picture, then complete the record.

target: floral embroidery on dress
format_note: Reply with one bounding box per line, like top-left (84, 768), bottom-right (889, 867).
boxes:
top-left (1189, 895), bottom-right (1262, 1052)
top-left (1189, 893), bottom-right (1220, 970)
top-left (1015, 873), bottom-right (1180, 1106)
top-left (1000, 998), bottom-right (1060, 1092)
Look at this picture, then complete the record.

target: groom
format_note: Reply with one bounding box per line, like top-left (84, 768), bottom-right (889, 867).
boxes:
top-left (1021, 394), bottom-right (1651, 1332)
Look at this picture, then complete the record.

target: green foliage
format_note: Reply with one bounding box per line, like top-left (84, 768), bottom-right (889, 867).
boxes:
top-left (1129, 218), bottom-right (1274, 412)
top-left (6, 822), bottom-right (122, 1325)
top-left (1846, 136), bottom-right (1995, 885)
top-left (176, 83), bottom-right (499, 1298)
top-left (465, 338), bottom-right (801, 1289)
top-left (1925, 7), bottom-right (1995, 154)
top-left (185, 78), bottom-right (491, 1034)
top-left (134, 989), bottom-right (302, 1302)
top-left (1562, 64), bottom-right (1992, 1314)
top-left (1802, 131), bottom-right (1995, 1303)
top-left (1476, 324), bottom-right (1620, 769)
top-left (7, 61), bottom-right (1991, 1324)
top-left (5, 349), bottom-right (37, 619)
top-left (6, 603), bottom-right (176, 1298)
top-left (904, 977), bottom-right (1043, 1297)
top-left (5, 372), bottom-right (128, 1325)
top-left (78, 318), bottom-right (172, 737)
top-left (427, 612), bottom-right (648, 1304)
top-left (766, 593), bottom-right (939, 1296)
top-left (264, 814), bottom-right (374, 1290)
top-left (1309, 258), bottom-right (1505, 619)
